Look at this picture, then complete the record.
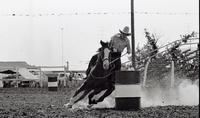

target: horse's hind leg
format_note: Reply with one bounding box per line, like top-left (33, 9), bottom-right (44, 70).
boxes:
top-left (73, 89), bottom-right (91, 104)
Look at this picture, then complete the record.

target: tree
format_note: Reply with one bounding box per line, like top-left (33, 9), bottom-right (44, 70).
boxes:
top-left (123, 30), bottom-right (199, 81)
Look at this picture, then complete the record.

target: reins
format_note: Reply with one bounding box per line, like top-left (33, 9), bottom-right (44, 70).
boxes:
top-left (109, 52), bottom-right (128, 65)
top-left (90, 64), bottom-right (115, 79)
top-left (89, 49), bottom-right (128, 79)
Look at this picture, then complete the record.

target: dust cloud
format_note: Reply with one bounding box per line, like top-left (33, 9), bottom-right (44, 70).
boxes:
top-left (141, 79), bottom-right (199, 107)
top-left (74, 78), bottom-right (199, 109)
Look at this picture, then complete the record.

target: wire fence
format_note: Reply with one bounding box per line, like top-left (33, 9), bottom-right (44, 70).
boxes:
top-left (0, 11), bottom-right (198, 17)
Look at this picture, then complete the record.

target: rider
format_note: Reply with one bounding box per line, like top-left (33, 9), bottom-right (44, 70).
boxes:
top-left (109, 26), bottom-right (131, 71)
top-left (84, 26), bottom-right (132, 79)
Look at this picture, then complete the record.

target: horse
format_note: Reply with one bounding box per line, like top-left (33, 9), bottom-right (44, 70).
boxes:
top-left (65, 40), bottom-right (115, 108)
top-left (86, 53), bottom-right (119, 107)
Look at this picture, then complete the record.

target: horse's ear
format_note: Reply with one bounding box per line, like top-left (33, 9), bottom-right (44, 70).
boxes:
top-left (100, 40), bottom-right (106, 47)
top-left (100, 40), bottom-right (103, 45)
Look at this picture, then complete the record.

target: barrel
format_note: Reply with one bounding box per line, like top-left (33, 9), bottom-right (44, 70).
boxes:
top-left (48, 74), bottom-right (58, 91)
top-left (115, 71), bottom-right (141, 110)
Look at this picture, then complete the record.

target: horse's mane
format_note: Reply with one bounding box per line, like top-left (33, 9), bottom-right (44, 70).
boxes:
top-left (96, 47), bottom-right (102, 52)
top-left (87, 41), bottom-right (113, 78)
top-left (97, 42), bottom-right (111, 61)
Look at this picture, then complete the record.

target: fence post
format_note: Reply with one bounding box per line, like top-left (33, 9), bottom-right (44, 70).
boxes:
top-left (171, 61), bottom-right (175, 87)
top-left (143, 58), bottom-right (151, 87)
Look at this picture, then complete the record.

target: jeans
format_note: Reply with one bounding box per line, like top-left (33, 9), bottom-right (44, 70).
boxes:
top-left (110, 52), bottom-right (121, 83)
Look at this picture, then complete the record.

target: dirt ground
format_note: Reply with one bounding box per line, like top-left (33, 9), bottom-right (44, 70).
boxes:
top-left (0, 87), bottom-right (198, 118)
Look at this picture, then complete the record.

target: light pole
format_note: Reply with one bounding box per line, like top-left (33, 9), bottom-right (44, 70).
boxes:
top-left (66, 61), bottom-right (69, 70)
top-left (61, 27), bottom-right (64, 66)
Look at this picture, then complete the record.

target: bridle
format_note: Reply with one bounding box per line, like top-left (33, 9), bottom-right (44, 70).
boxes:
top-left (90, 64), bottom-right (115, 79)
top-left (109, 52), bottom-right (128, 65)
top-left (90, 47), bottom-right (114, 79)
top-left (102, 57), bottom-right (109, 62)
top-left (89, 46), bottom-right (128, 79)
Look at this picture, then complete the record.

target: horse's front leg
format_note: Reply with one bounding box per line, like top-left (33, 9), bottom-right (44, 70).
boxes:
top-left (65, 89), bottom-right (91, 108)
top-left (64, 83), bottom-right (87, 108)
top-left (95, 84), bottom-right (115, 103)
top-left (72, 83), bottom-right (87, 98)
top-left (73, 89), bottom-right (91, 104)
top-left (88, 88), bottom-right (104, 105)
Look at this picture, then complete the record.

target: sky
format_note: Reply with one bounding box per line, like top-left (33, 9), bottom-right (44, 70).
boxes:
top-left (0, 0), bottom-right (199, 70)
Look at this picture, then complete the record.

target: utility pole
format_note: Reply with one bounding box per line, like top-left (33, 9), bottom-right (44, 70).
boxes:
top-left (131, 0), bottom-right (136, 70)
top-left (115, 1), bottom-right (141, 111)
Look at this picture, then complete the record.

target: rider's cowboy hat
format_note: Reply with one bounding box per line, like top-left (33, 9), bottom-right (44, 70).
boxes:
top-left (119, 26), bottom-right (131, 36)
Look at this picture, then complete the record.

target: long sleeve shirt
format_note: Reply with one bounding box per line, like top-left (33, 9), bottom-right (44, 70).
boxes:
top-left (109, 33), bottom-right (131, 53)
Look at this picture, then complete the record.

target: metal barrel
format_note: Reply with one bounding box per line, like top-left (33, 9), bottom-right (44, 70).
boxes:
top-left (47, 74), bottom-right (58, 91)
top-left (115, 71), bottom-right (141, 110)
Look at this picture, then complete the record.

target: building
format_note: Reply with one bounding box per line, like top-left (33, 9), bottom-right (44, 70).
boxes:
top-left (0, 61), bottom-right (38, 71)
top-left (0, 61), bottom-right (44, 87)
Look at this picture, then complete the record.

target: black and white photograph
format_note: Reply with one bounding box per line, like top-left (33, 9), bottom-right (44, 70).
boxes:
top-left (0, 0), bottom-right (199, 117)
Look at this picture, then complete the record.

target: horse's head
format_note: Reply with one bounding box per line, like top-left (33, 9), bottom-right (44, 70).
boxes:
top-left (98, 40), bottom-right (111, 70)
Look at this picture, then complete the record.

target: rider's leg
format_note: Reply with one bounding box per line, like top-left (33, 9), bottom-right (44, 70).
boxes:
top-left (115, 57), bottom-right (121, 71)
top-left (110, 57), bottom-right (121, 83)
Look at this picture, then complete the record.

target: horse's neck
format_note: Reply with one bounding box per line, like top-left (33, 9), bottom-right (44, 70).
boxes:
top-left (91, 60), bottom-right (106, 77)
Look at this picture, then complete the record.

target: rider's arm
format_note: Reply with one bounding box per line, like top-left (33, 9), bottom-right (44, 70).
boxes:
top-left (109, 36), bottom-right (114, 48)
top-left (126, 39), bottom-right (131, 54)
top-left (110, 34), bottom-right (120, 52)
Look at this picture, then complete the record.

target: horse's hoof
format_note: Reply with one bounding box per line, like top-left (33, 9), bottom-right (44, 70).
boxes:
top-left (92, 100), bottom-right (97, 104)
top-left (87, 104), bottom-right (94, 108)
top-left (89, 99), bottom-right (97, 105)
top-left (64, 103), bottom-right (73, 109)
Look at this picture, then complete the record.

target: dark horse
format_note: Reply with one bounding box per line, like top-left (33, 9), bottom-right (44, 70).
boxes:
top-left (65, 40), bottom-right (115, 108)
